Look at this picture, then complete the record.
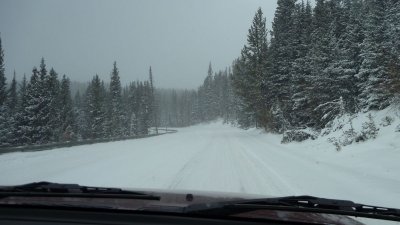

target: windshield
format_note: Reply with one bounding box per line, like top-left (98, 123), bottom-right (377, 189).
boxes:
top-left (0, 0), bottom-right (399, 222)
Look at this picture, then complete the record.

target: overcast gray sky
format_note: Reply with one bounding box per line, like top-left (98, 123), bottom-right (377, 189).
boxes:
top-left (0, 0), bottom-right (279, 89)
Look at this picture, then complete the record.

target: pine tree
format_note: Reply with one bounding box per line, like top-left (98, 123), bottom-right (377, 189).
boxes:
top-left (127, 82), bottom-right (140, 135)
top-left (290, 0), bottom-right (313, 128)
top-left (268, 0), bottom-right (297, 130)
top-left (0, 105), bottom-right (9, 146)
top-left (304, 0), bottom-right (338, 128)
top-left (7, 71), bottom-right (18, 112)
top-left (232, 57), bottom-right (255, 128)
top-left (73, 91), bottom-right (87, 140)
top-left (170, 89), bottom-right (178, 126)
top-left (225, 69), bottom-right (238, 123)
top-left (108, 61), bottom-right (124, 137)
top-left (232, 8), bottom-right (269, 128)
top-left (85, 75), bottom-right (107, 139)
top-left (134, 81), bottom-right (150, 134)
top-left (33, 58), bottom-right (54, 143)
top-left (202, 63), bottom-right (217, 120)
top-left (384, 0), bottom-right (400, 97)
top-left (15, 74), bottom-right (29, 144)
top-left (245, 7), bottom-right (269, 126)
top-left (21, 58), bottom-right (56, 144)
top-left (232, 58), bottom-right (256, 129)
top-left (23, 67), bottom-right (41, 144)
top-left (149, 66), bottom-right (158, 134)
top-left (143, 81), bottom-right (152, 132)
top-left (4, 71), bottom-right (18, 144)
top-left (357, 0), bottom-right (391, 110)
top-left (19, 74), bottom-right (28, 108)
top-left (0, 35), bottom-right (8, 145)
top-left (121, 85), bottom-right (131, 135)
top-left (47, 68), bottom-right (61, 141)
top-left (0, 35), bottom-right (6, 106)
top-left (39, 57), bottom-right (47, 79)
top-left (189, 90), bottom-right (199, 124)
top-left (59, 75), bottom-right (75, 141)
top-left (325, 1), bottom-right (364, 113)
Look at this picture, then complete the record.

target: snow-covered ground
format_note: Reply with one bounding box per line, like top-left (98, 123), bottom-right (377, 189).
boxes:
top-left (0, 116), bottom-right (399, 213)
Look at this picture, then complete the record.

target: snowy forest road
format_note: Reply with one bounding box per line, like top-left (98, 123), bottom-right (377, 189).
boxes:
top-left (0, 121), bottom-right (399, 209)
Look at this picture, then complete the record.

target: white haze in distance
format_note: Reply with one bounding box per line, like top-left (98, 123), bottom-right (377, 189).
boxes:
top-left (0, 0), bottom-right (285, 89)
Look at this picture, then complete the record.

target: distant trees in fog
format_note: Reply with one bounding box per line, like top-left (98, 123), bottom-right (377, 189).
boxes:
top-left (157, 63), bottom-right (237, 127)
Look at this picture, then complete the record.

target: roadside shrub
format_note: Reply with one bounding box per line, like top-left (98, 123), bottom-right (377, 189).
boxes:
top-left (361, 114), bottom-right (379, 140)
top-left (354, 134), bottom-right (367, 142)
top-left (328, 137), bottom-right (341, 151)
top-left (281, 130), bottom-right (316, 144)
top-left (340, 121), bottom-right (357, 146)
top-left (380, 116), bottom-right (394, 127)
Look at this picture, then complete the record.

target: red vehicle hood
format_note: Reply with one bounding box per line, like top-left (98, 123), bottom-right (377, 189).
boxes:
top-left (0, 188), bottom-right (365, 225)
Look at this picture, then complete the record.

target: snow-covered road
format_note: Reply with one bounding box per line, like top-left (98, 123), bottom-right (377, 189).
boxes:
top-left (0, 121), bottom-right (399, 209)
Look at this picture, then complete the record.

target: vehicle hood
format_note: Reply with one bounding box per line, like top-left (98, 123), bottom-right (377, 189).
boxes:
top-left (0, 187), bottom-right (365, 225)
top-left (125, 188), bottom-right (365, 225)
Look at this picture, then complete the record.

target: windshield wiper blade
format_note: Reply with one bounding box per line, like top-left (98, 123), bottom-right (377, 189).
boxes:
top-left (0, 181), bottom-right (160, 200)
top-left (185, 195), bottom-right (400, 222)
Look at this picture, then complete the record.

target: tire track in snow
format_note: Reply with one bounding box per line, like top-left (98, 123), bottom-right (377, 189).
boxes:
top-left (239, 133), bottom-right (333, 195)
top-left (166, 126), bottom-right (299, 195)
top-left (167, 148), bottom-right (205, 189)
top-left (229, 136), bottom-right (298, 196)
top-left (167, 130), bottom-right (218, 189)
top-left (167, 128), bottom-right (262, 193)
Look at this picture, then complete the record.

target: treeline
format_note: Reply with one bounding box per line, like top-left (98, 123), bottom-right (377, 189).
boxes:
top-left (2, 0), bottom-right (400, 145)
top-left (232, 0), bottom-right (400, 132)
top-left (0, 44), bottom-right (157, 146)
top-left (157, 64), bottom-right (237, 127)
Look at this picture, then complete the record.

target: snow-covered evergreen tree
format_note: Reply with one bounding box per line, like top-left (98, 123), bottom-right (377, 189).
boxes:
top-left (14, 75), bottom-right (30, 145)
top-left (148, 66), bottom-right (159, 134)
top-left (135, 81), bottom-right (151, 134)
top-left (268, 0), bottom-right (297, 130)
top-left (108, 62), bottom-right (124, 137)
top-left (232, 57), bottom-right (255, 128)
top-left (47, 68), bottom-right (61, 141)
top-left (202, 63), bottom-right (217, 120)
top-left (306, 0), bottom-right (337, 128)
top-left (0, 105), bottom-right (10, 146)
top-left (22, 67), bottom-right (42, 144)
top-left (25, 58), bottom-right (56, 144)
top-left (59, 75), bottom-right (75, 141)
top-left (0, 35), bottom-right (6, 106)
top-left (325, 0), bottom-right (363, 113)
top-left (34, 59), bottom-right (58, 143)
top-left (7, 71), bottom-right (18, 112)
top-left (384, 0), bottom-right (400, 98)
top-left (0, 35), bottom-right (8, 145)
top-left (85, 75), bottom-right (107, 139)
top-left (4, 72), bottom-right (18, 144)
top-left (290, 0), bottom-right (313, 128)
top-left (127, 82), bottom-right (138, 135)
top-left (236, 8), bottom-right (269, 128)
top-left (357, 0), bottom-right (391, 110)
top-left (73, 91), bottom-right (87, 140)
